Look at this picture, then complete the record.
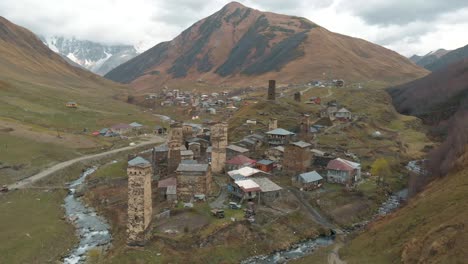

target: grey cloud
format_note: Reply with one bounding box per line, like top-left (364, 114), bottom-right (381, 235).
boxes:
top-left (341, 0), bottom-right (468, 25)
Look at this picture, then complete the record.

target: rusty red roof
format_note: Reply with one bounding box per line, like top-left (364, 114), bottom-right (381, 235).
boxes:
top-left (158, 177), bottom-right (177, 188)
top-left (327, 159), bottom-right (355, 171)
top-left (226, 155), bottom-right (256, 166)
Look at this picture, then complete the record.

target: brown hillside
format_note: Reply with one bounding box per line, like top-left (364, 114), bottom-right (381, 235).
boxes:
top-left (105, 2), bottom-right (428, 92)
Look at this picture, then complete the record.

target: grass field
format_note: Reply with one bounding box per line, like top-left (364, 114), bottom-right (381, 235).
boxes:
top-left (340, 166), bottom-right (468, 263)
top-left (0, 190), bottom-right (76, 263)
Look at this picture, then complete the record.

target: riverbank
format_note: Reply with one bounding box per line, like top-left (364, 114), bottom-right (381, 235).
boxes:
top-left (63, 168), bottom-right (112, 264)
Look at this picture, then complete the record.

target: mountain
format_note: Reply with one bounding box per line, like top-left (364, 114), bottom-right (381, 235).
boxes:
top-left (425, 44), bottom-right (468, 71)
top-left (409, 49), bottom-right (450, 68)
top-left (0, 16), bottom-right (153, 133)
top-left (41, 36), bottom-right (138, 75)
top-left (105, 2), bottom-right (428, 91)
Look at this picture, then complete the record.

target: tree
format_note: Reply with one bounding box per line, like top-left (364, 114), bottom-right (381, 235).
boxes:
top-left (371, 158), bottom-right (391, 185)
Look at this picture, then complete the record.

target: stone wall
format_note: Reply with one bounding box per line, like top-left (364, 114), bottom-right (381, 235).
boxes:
top-left (283, 145), bottom-right (312, 175)
top-left (176, 170), bottom-right (212, 201)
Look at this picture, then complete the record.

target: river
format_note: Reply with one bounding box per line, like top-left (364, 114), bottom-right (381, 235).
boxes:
top-left (241, 187), bottom-right (408, 263)
top-left (63, 167), bottom-right (112, 264)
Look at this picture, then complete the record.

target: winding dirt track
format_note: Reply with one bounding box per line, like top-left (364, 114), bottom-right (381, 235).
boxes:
top-left (7, 136), bottom-right (165, 190)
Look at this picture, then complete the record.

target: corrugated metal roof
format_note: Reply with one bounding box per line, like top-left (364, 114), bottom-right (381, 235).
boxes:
top-left (266, 128), bottom-right (295, 136)
top-left (176, 163), bottom-right (209, 172)
top-left (327, 158), bottom-right (360, 171)
top-left (226, 155), bottom-right (256, 165)
top-left (235, 179), bottom-right (261, 192)
top-left (251, 177), bottom-right (282, 192)
top-left (299, 171), bottom-right (323, 183)
top-left (257, 159), bottom-right (274, 165)
top-left (129, 122), bottom-right (143, 127)
top-left (227, 144), bottom-right (249, 153)
top-left (228, 167), bottom-right (264, 177)
top-left (291, 141), bottom-right (312, 148)
top-left (128, 156), bottom-right (150, 166)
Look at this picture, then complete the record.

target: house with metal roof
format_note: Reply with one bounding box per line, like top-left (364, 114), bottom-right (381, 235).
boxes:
top-left (256, 159), bottom-right (275, 173)
top-left (265, 128), bottom-right (295, 146)
top-left (327, 158), bottom-right (361, 185)
top-left (335, 108), bottom-right (352, 121)
top-left (129, 122), bottom-right (144, 129)
top-left (294, 171), bottom-right (324, 190)
top-left (225, 155), bottom-right (257, 171)
top-left (176, 163), bottom-right (212, 201)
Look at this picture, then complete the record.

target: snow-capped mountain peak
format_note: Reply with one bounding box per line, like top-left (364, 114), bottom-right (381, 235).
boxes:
top-left (40, 36), bottom-right (139, 75)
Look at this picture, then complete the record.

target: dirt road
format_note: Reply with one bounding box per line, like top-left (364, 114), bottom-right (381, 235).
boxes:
top-left (287, 187), bottom-right (336, 229)
top-left (7, 135), bottom-right (165, 190)
top-left (328, 242), bottom-right (347, 264)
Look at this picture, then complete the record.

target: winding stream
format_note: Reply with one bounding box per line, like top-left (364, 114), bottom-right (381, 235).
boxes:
top-left (63, 167), bottom-right (112, 264)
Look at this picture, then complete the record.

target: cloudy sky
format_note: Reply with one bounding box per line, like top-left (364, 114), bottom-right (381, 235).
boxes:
top-left (1, 0), bottom-right (468, 56)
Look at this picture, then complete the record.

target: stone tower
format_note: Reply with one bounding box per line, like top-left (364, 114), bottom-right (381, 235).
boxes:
top-left (268, 80), bottom-right (276, 100)
top-left (210, 122), bottom-right (228, 173)
top-left (168, 123), bottom-right (183, 174)
top-left (294, 92), bottom-right (301, 102)
top-left (127, 156), bottom-right (153, 246)
top-left (299, 114), bottom-right (310, 135)
top-left (268, 118), bottom-right (278, 131)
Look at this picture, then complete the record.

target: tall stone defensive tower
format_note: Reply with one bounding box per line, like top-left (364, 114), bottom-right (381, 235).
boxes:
top-left (127, 156), bottom-right (153, 246)
top-left (268, 80), bottom-right (276, 100)
top-left (268, 118), bottom-right (278, 131)
top-left (210, 122), bottom-right (228, 173)
top-left (168, 123), bottom-right (183, 174)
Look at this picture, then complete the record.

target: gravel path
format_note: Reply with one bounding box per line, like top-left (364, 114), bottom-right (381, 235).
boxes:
top-left (7, 135), bottom-right (165, 190)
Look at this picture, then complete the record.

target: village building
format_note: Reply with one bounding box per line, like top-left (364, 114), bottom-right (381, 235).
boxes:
top-left (335, 108), bottom-right (352, 121)
top-left (226, 144), bottom-right (250, 159)
top-left (225, 155), bottom-right (257, 171)
top-left (327, 158), bottom-right (361, 185)
top-left (256, 159), bottom-right (275, 173)
top-left (127, 157), bottom-right (153, 246)
top-left (312, 149), bottom-right (336, 167)
top-left (157, 177), bottom-right (177, 202)
top-left (251, 177), bottom-right (282, 204)
top-left (167, 123), bottom-right (183, 174)
top-left (294, 92), bottom-right (301, 102)
top-left (182, 124), bottom-right (194, 140)
top-left (268, 118), bottom-right (278, 131)
top-left (152, 144), bottom-right (168, 163)
top-left (176, 163), bottom-right (212, 201)
top-left (181, 150), bottom-right (194, 160)
top-left (186, 137), bottom-right (210, 154)
top-left (210, 122), bottom-right (228, 173)
top-left (111, 123), bottom-right (133, 134)
top-left (283, 141), bottom-right (312, 175)
top-left (154, 125), bottom-right (166, 135)
top-left (299, 114), bottom-right (311, 137)
top-left (308, 96), bottom-right (321, 105)
top-left (265, 146), bottom-right (284, 162)
top-left (266, 128), bottom-right (295, 146)
top-left (66, 101), bottom-right (78, 108)
top-left (293, 171), bottom-right (324, 190)
top-left (130, 122), bottom-right (144, 130)
top-left (268, 80), bottom-right (276, 100)
top-left (230, 179), bottom-right (261, 201)
top-left (188, 142), bottom-right (201, 159)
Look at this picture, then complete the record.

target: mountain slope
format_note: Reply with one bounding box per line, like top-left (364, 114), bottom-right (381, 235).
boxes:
top-left (409, 49), bottom-right (450, 68)
top-left (105, 2), bottom-right (428, 91)
top-left (0, 16), bottom-right (156, 185)
top-left (426, 44), bottom-right (468, 71)
top-left (41, 36), bottom-right (138, 75)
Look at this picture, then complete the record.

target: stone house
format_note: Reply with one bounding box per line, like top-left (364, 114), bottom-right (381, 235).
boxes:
top-left (157, 177), bottom-right (177, 202)
top-left (181, 150), bottom-right (194, 160)
top-left (176, 163), bottom-right (212, 201)
top-left (188, 142), bottom-right (201, 159)
top-left (226, 144), bottom-right (250, 159)
top-left (283, 141), bottom-right (312, 175)
top-left (327, 158), bottom-right (361, 185)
